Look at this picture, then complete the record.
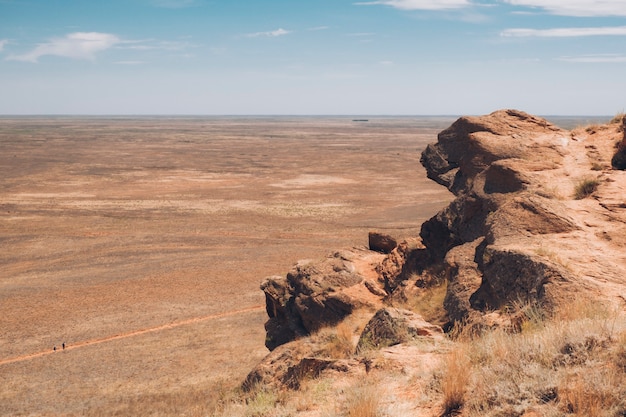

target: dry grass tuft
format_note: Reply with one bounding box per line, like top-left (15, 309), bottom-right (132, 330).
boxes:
top-left (558, 369), bottom-right (624, 417)
top-left (315, 320), bottom-right (356, 359)
top-left (343, 380), bottom-right (382, 417)
top-left (440, 348), bottom-right (471, 415)
top-left (610, 111), bottom-right (626, 125)
top-left (397, 276), bottom-right (449, 326)
top-left (574, 177), bottom-right (600, 199)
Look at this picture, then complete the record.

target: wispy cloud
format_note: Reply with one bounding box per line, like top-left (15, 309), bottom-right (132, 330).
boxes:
top-left (502, 0), bottom-right (626, 17)
top-left (120, 39), bottom-right (195, 51)
top-left (7, 32), bottom-right (120, 63)
top-left (347, 32), bottom-right (376, 37)
top-left (150, 0), bottom-right (200, 8)
top-left (114, 60), bottom-right (146, 65)
top-left (0, 39), bottom-right (8, 52)
top-left (559, 54), bottom-right (626, 63)
top-left (501, 26), bottom-right (626, 37)
top-left (245, 28), bottom-right (291, 38)
top-left (354, 0), bottom-right (472, 10)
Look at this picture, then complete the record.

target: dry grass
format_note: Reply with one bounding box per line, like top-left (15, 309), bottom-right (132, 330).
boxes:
top-left (574, 177), bottom-right (600, 199)
top-left (320, 321), bottom-right (357, 359)
top-left (610, 111), bottom-right (626, 125)
top-left (397, 276), bottom-right (449, 326)
top-left (443, 301), bottom-right (626, 417)
top-left (440, 349), bottom-right (471, 415)
top-left (343, 380), bottom-right (382, 417)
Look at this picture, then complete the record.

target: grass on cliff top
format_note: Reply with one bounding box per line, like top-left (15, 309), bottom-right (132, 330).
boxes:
top-left (197, 298), bottom-right (626, 417)
top-left (437, 300), bottom-right (626, 417)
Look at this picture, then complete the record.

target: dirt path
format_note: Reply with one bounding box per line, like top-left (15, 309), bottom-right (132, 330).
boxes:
top-left (0, 305), bottom-right (264, 367)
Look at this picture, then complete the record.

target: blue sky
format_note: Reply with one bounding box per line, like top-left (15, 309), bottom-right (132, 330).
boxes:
top-left (1, 0), bottom-right (625, 115)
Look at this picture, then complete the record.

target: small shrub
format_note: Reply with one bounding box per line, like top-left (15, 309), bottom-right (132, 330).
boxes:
top-left (574, 178), bottom-right (600, 200)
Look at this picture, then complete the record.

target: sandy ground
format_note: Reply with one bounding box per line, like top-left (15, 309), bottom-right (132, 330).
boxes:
top-left (0, 116), bottom-right (454, 415)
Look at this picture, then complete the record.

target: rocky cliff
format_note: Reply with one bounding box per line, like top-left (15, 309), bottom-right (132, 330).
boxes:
top-left (246, 110), bottom-right (626, 400)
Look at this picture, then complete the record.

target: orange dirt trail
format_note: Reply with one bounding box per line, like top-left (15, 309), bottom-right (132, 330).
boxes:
top-left (0, 305), bottom-right (264, 367)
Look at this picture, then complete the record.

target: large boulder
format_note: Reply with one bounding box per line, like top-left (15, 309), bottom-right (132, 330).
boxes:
top-left (261, 248), bottom-right (386, 351)
top-left (356, 308), bottom-right (443, 352)
top-left (368, 231), bottom-right (398, 254)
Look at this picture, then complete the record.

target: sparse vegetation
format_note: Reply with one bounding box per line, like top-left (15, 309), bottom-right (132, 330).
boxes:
top-left (585, 123), bottom-right (604, 134)
top-left (440, 302), bottom-right (626, 417)
top-left (574, 177), bottom-right (600, 199)
top-left (610, 111), bottom-right (626, 125)
top-left (343, 380), bottom-right (382, 417)
top-left (316, 320), bottom-right (356, 359)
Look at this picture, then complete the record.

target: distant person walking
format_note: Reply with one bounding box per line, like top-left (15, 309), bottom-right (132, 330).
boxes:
top-left (62, 342), bottom-right (66, 350)
top-left (53, 346), bottom-right (57, 352)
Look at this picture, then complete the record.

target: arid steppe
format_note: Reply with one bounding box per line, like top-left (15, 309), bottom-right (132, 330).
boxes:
top-left (0, 116), bottom-right (454, 415)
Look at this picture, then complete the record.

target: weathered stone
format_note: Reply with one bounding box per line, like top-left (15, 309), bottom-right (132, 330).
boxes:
top-left (356, 308), bottom-right (443, 352)
top-left (368, 231), bottom-right (398, 254)
top-left (261, 249), bottom-right (384, 351)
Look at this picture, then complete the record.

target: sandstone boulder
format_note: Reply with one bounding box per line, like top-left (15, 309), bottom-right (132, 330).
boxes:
top-left (243, 339), bottom-right (365, 391)
top-left (368, 231), bottom-right (398, 254)
top-left (261, 248), bottom-right (386, 351)
top-left (356, 308), bottom-right (443, 352)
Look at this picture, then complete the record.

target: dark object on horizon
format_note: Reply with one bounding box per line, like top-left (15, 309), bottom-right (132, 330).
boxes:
top-left (53, 346), bottom-right (56, 352)
top-left (352, 119), bottom-right (369, 122)
top-left (62, 342), bottom-right (66, 350)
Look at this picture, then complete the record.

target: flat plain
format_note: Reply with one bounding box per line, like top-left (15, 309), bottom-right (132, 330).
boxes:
top-left (0, 116), bottom-right (454, 415)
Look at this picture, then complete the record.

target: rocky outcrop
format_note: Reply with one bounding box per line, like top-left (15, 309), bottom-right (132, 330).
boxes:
top-left (421, 109), bottom-right (626, 325)
top-left (252, 109), bottom-right (626, 393)
top-left (261, 248), bottom-right (386, 351)
top-left (611, 116), bottom-right (626, 169)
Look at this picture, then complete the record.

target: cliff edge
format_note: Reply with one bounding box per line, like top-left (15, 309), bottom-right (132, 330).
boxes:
top-left (244, 110), bottom-right (626, 414)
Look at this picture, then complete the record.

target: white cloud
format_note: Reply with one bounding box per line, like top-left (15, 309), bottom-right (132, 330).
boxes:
top-left (354, 0), bottom-right (472, 10)
top-left (559, 54), bottom-right (626, 63)
top-left (0, 39), bottom-right (8, 52)
top-left (502, 0), bottom-right (626, 17)
top-left (245, 28), bottom-right (291, 38)
top-left (7, 32), bottom-right (120, 63)
top-left (501, 26), bottom-right (626, 37)
top-left (151, 0), bottom-right (199, 8)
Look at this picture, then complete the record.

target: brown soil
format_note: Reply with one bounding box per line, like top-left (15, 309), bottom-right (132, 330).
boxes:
top-left (0, 116), bottom-right (453, 415)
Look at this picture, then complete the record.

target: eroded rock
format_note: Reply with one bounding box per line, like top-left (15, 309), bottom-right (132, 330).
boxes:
top-left (261, 248), bottom-right (385, 351)
top-left (356, 308), bottom-right (443, 352)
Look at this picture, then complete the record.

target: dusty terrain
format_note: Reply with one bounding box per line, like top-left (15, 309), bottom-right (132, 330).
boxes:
top-left (0, 116), bottom-right (454, 415)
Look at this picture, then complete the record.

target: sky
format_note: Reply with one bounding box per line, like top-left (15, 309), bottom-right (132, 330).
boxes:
top-left (1, 0), bottom-right (625, 115)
